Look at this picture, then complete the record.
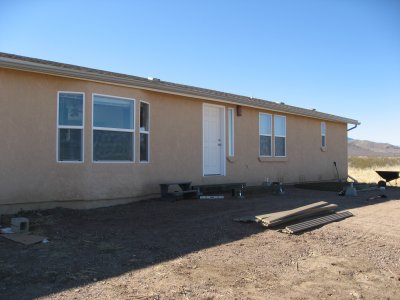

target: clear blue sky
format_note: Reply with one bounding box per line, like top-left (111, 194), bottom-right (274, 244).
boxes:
top-left (1, 0), bottom-right (399, 145)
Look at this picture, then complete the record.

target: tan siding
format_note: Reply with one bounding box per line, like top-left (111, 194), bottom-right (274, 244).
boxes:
top-left (0, 68), bottom-right (348, 212)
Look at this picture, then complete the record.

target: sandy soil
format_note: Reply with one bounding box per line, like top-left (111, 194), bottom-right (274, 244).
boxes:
top-left (0, 187), bottom-right (399, 300)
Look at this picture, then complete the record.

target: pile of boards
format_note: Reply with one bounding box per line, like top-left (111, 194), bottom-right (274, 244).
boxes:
top-left (234, 201), bottom-right (352, 234)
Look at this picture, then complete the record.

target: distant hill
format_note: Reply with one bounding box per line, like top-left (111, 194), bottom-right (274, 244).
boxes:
top-left (348, 139), bottom-right (400, 157)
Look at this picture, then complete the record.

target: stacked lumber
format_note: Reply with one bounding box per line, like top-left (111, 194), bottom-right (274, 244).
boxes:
top-left (283, 211), bottom-right (353, 234)
top-left (235, 201), bottom-right (352, 234)
top-left (255, 201), bottom-right (337, 227)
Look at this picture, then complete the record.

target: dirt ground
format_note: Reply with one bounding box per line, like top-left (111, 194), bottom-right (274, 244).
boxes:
top-left (1, 186), bottom-right (399, 300)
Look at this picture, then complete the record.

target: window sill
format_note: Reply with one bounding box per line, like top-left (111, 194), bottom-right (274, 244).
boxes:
top-left (226, 156), bottom-right (237, 163)
top-left (258, 156), bottom-right (288, 162)
top-left (320, 146), bottom-right (327, 152)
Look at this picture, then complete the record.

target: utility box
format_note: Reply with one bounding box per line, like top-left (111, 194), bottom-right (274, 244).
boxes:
top-left (11, 217), bottom-right (29, 233)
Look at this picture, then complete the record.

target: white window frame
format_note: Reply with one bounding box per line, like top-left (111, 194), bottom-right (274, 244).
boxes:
top-left (228, 108), bottom-right (234, 156)
top-left (321, 122), bottom-right (326, 147)
top-left (274, 115), bottom-right (286, 157)
top-left (92, 93), bottom-right (135, 163)
top-left (56, 91), bottom-right (85, 163)
top-left (259, 112), bottom-right (272, 157)
top-left (139, 100), bottom-right (150, 163)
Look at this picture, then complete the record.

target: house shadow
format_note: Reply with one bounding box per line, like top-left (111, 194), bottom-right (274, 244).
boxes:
top-left (0, 185), bottom-right (398, 299)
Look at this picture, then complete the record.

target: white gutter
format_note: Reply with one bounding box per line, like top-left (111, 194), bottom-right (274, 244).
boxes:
top-left (0, 53), bottom-right (360, 125)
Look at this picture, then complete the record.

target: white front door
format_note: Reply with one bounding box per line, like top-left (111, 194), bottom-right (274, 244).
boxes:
top-left (203, 104), bottom-right (225, 176)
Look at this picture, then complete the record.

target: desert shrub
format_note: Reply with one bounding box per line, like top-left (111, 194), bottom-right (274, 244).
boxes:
top-left (348, 156), bottom-right (400, 169)
top-left (348, 156), bottom-right (400, 184)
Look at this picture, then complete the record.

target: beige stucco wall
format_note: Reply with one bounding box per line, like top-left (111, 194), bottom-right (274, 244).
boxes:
top-left (0, 68), bottom-right (348, 213)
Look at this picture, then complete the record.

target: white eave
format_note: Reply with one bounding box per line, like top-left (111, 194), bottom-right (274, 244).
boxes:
top-left (0, 52), bottom-right (360, 125)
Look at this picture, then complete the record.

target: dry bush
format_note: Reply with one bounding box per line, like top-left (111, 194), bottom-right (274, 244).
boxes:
top-left (348, 156), bottom-right (400, 184)
top-left (348, 156), bottom-right (400, 169)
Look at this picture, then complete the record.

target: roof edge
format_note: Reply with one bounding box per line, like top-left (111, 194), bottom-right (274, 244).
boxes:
top-left (0, 52), bottom-right (360, 125)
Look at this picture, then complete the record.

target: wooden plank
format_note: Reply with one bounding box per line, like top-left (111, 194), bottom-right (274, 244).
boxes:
top-left (161, 181), bottom-right (192, 186)
top-left (171, 190), bottom-right (198, 200)
top-left (192, 183), bottom-right (246, 194)
top-left (255, 201), bottom-right (329, 222)
top-left (199, 195), bottom-right (224, 200)
top-left (261, 204), bottom-right (338, 227)
top-left (283, 211), bottom-right (353, 234)
top-left (1, 234), bottom-right (47, 245)
top-left (179, 190), bottom-right (198, 195)
top-left (285, 212), bottom-right (353, 233)
top-left (234, 204), bottom-right (337, 225)
top-left (233, 215), bottom-right (257, 223)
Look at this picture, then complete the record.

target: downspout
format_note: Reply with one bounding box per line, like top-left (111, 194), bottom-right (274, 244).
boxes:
top-left (347, 124), bottom-right (358, 131)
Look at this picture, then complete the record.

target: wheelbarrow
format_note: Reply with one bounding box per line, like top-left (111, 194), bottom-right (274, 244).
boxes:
top-left (375, 170), bottom-right (400, 186)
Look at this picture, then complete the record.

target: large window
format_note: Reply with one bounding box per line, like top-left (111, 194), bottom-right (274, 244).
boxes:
top-left (259, 113), bottom-right (287, 158)
top-left (93, 94), bottom-right (135, 162)
top-left (140, 101), bottom-right (150, 162)
top-left (321, 122), bottom-right (326, 147)
top-left (228, 108), bottom-right (234, 156)
top-left (274, 115), bottom-right (286, 157)
top-left (57, 92), bottom-right (84, 162)
top-left (259, 113), bottom-right (272, 156)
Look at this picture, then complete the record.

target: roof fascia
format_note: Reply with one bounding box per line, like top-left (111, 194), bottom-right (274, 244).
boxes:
top-left (0, 56), bottom-right (360, 125)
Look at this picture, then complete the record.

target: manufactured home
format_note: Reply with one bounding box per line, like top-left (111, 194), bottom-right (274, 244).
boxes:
top-left (0, 53), bottom-right (359, 213)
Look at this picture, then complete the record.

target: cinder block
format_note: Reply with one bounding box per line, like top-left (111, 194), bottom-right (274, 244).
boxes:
top-left (11, 217), bottom-right (29, 233)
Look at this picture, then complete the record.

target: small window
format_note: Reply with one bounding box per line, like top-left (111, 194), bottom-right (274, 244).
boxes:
top-left (259, 113), bottom-right (272, 156)
top-left (274, 115), bottom-right (286, 157)
top-left (93, 94), bottom-right (135, 162)
top-left (321, 122), bottom-right (326, 147)
top-left (228, 108), bottom-right (234, 156)
top-left (57, 92), bottom-right (84, 162)
top-left (140, 101), bottom-right (150, 162)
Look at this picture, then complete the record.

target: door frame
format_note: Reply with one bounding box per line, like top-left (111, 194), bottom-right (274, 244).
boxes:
top-left (202, 103), bottom-right (226, 176)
